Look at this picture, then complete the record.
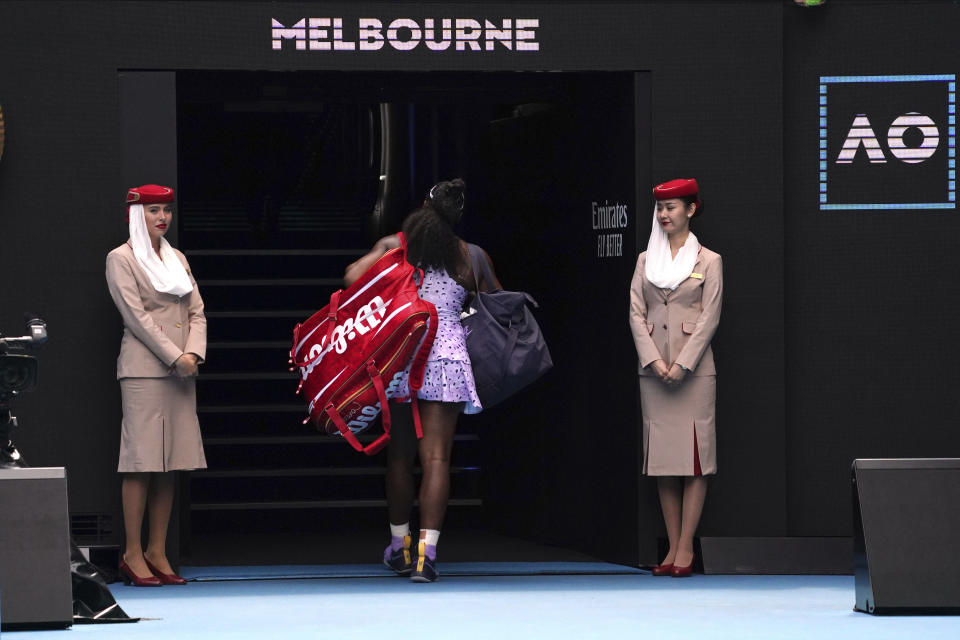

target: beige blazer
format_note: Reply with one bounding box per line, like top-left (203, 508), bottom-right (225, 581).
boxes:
top-left (629, 246), bottom-right (722, 376)
top-left (106, 242), bottom-right (207, 379)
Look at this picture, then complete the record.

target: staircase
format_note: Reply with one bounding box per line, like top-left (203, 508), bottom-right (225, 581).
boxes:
top-left (178, 205), bottom-right (482, 548)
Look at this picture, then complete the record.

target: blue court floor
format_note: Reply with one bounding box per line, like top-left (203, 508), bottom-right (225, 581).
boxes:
top-left (12, 567), bottom-right (960, 639)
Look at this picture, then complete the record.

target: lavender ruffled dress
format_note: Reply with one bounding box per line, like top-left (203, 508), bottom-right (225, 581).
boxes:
top-left (394, 268), bottom-right (482, 414)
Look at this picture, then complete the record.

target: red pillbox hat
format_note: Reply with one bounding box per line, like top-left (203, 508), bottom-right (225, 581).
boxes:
top-left (126, 184), bottom-right (175, 206)
top-left (652, 178), bottom-right (698, 200)
top-left (653, 178), bottom-right (702, 217)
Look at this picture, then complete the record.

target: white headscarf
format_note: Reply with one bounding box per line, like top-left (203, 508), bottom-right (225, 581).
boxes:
top-left (128, 203), bottom-right (194, 297)
top-left (644, 205), bottom-right (700, 291)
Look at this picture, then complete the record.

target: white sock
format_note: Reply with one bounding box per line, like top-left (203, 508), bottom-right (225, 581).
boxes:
top-left (420, 529), bottom-right (440, 547)
top-left (390, 523), bottom-right (410, 539)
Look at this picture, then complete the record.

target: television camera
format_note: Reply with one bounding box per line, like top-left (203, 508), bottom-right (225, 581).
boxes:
top-left (0, 315), bottom-right (47, 468)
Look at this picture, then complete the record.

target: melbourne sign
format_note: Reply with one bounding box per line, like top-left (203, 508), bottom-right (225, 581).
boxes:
top-left (272, 17), bottom-right (540, 52)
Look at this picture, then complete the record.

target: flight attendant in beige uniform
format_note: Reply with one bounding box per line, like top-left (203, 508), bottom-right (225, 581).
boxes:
top-left (106, 185), bottom-right (207, 586)
top-left (629, 178), bottom-right (722, 578)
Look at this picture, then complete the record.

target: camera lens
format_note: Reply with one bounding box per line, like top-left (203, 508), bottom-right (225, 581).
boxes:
top-left (0, 355), bottom-right (38, 394)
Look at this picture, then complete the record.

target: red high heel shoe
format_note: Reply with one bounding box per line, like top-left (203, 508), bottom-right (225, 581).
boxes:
top-left (145, 558), bottom-right (188, 585)
top-left (670, 556), bottom-right (695, 578)
top-left (651, 563), bottom-right (674, 577)
top-left (119, 559), bottom-right (163, 587)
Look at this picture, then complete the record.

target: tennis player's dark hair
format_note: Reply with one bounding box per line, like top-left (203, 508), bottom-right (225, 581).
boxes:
top-left (402, 178), bottom-right (467, 278)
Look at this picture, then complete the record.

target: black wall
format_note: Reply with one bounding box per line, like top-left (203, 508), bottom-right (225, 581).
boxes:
top-left (468, 72), bottom-right (649, 564)
top-left (783, 2), bottom-right (960, 536)
top-left (1, 0), bottom-right (951, 562)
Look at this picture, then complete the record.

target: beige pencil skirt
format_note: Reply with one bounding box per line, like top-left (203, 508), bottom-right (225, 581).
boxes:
top-left (639, 375), bottom-right (717, 477)
top-left (118, 376), bottom-right (207, 473)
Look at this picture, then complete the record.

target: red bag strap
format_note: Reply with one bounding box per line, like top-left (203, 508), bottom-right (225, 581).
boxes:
top-left (395, 229), bottom-right (436, 392)
top-left (290, 322), bottom-right (302, 360)
top-left (323, 360), bottom-right (394, 455)
top-left (407, 304), bottom-right (438, 392)
top-left (324, 404), bottom-right (364, 453)
top-left (366, 361), bottom-right (391, 435)
top-left (398, 230), bottom-right (427, 285)
top-left (323, 289), bottom-right (341, 348)
top-left (361, 360), bottom-right (393, 455)
top-left (291, 288), bottom-right (343, 368)
top-left (411, 396), bottom-right (424, 439)
top-left (398, 229), bottom-right (431, 438)
top-left (363, 430), bottom-right (391, 455)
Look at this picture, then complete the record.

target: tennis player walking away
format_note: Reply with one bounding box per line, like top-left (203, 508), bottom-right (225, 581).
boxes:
top-left (344, 179), bottom-right (500, 582)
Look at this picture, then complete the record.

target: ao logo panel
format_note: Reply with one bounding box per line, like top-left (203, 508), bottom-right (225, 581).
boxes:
top-left (819, 75), bottom-right (955, 210)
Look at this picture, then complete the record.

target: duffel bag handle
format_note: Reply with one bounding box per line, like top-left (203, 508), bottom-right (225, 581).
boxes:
top-left (324, 290), bottom-right (341, 349)
top-left (361, 361), bottom-right (392, 455)
top-left (290, 289), bottom-right (342, 368)
top-left (324, 403), bottom-right (365, 452)
top-left (323, 360), bottom-right (393, 456)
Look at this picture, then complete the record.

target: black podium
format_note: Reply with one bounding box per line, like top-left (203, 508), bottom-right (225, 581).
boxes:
top-left (0, 467), bottom-right (73, 630)
top-left (852, 458), bottom-right (960, 614)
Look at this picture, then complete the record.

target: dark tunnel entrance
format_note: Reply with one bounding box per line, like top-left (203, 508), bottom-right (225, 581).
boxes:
top-left (170, 70), bottom-right (650, 566)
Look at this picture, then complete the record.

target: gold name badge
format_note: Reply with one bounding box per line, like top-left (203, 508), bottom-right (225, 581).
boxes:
top-left (689, 273), bottom-right (703, 280)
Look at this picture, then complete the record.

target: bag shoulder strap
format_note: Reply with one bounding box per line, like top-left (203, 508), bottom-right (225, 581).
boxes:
top-left (401, 230), bottom-right (438, 394)
top-left (398, 231), bottom-right (427, 286)
top-left (466, 243), bottom-right (497, 293)
top-left (407, 302), bottom-right (439, 390)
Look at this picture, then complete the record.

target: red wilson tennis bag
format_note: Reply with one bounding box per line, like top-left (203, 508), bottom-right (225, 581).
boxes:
top-left (290, 233), bottom-right (437, 455)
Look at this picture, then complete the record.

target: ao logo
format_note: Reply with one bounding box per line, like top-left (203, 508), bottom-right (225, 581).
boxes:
top-left (819, 74), bottom-right (954, 210)
top-left (837, 112), bottom-right (939, 164)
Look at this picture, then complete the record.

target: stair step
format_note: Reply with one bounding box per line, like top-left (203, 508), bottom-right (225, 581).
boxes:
top-left (201, 372), bottom-right (296, 381)
top-left (187, 249), bottom-right (365, 257)
top-left (208, 341), bottom-right (291, 349)
top-left (206, 310), bottom-right (313, 318)
top-left (191, 498), bottom-right (482, 511)
top-left (202, 345), bottom-right (293, 373)
top-left (201, 284), bottom-right (337, 311)
top-left (201, 311), bottom-right (308, 340)
top-left (200, 435), bottom-right (481, 469)
top-left (189, 468), bottom-right (481, 503)
top-left (186, 251), bottom-right (362, 281)
top-left (202, 434), bottom-right (479, 446)
top-left (180, 207), bottom-right (364, 234)
top-left (196, 409), bottom-right (483, 439)
top-left (194, 466), bottom-right (478, 478)
top-left (197, 377), bottom-right (301, 404)
top-left (200, 278), bottom-right (342, 286)
top-left (179, 230), bottom-right (367, 251)
top-left (196, 415), bottom-right (311, 438)
top-left (197, 404), bottom-right (304, 413)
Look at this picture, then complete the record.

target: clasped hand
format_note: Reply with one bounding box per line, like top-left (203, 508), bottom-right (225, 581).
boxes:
top-left (650, 359), bottom-right (687, 387)
top-left (170, 353), bottom-right (199, 378)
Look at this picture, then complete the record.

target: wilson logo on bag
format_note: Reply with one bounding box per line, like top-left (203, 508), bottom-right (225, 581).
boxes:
top-left (290, 233), bottom-right (437, 455)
